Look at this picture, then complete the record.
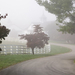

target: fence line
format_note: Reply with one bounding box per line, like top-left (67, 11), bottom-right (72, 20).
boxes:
top-left (0, 44), bottom-right (51, 54)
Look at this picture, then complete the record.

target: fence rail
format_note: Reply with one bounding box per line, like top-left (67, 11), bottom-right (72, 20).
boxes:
top-left (0, 44), bottom-right (51, 54)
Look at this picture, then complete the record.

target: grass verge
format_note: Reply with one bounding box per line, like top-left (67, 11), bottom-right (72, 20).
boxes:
top-left (74, 60), bottom-right (75, 63)
top-left (0, 45), bottom-right (71, 70)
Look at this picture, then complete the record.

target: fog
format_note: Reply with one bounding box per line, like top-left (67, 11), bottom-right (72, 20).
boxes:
top-left (1, 0), bottom-right (75, 44)
top-left (0, 1), bottom-right (75, 75)
top-left (0, 0), bottom-right (56, 30)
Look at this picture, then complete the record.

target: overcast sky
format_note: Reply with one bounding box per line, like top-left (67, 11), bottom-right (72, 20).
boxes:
top-left (0, 0), bottom-right (56, 30)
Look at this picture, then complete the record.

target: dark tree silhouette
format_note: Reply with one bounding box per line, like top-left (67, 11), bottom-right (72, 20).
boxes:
top-left (0, 14), bottom-right (10, 52)
top-left (19, 25), bottom-right (49, 55)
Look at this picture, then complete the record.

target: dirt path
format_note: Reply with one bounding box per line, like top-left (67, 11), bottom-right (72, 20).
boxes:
top-left (0, 43), bottom-right (75, 75)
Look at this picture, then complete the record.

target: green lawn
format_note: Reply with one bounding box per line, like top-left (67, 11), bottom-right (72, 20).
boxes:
top-left (0, 45), bottom-right (71, 70)
top-left (50, 45), bottom-right (71, 55)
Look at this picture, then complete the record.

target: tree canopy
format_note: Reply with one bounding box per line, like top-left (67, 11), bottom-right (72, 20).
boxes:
top-left (19, 25), bottom-right (49, 55)
top-left (0, 14), bottom-right (10, 44)
top-left (35, 0), bottom-right (75, 34)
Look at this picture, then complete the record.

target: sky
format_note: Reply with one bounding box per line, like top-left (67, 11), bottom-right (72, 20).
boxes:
top-left (0, 0), bottom-right (56, 30)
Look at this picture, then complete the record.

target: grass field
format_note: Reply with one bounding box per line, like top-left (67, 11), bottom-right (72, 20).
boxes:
top-left (50, 45), bottom-right (71, 55)
top-left (0, 45), bottom-right (71, 70)
top-left (74, 60), bottom-right (75, 63)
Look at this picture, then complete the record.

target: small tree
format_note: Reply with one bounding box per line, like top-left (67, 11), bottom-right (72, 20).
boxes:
top-left (0, 14), bottom-right (10, 52)
top-left (19, 25), bottom-right (49, 55)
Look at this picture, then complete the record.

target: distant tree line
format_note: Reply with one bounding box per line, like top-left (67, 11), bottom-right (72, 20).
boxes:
top-left (36, 0), bottom-right (75, 34)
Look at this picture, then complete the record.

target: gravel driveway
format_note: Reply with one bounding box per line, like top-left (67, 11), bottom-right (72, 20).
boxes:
top-left (0, 43), bottom-right (75, 75)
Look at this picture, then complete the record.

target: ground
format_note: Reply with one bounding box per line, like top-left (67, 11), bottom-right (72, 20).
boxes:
top-left (0, 43), bottom-right (75, 75)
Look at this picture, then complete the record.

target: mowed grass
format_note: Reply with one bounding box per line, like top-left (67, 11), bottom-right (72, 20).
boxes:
top-left (0, 45), bottom-right (71, 70)
top-left (50, 45), bottom-right (71, 55)
top-left (74, 60), bottom-right (75, 63)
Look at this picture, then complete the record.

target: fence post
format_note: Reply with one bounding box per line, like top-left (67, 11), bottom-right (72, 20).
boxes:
top-left (10, 46), bottom-right (13, 54)
top-left (4, 46), bottom-right (7, 54)
top-left (16, 46), bottom-right (18, 54)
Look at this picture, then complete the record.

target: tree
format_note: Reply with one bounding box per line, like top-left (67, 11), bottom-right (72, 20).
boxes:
top-left (19, 25), bottom-right (49, 55)
top-left (35, 0), bottom-right (75, 34)
top-left (0, 14), bottom-right (10, 44)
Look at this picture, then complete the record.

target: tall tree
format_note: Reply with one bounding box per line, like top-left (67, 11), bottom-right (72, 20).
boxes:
top-left (19, 25), bottom-right (49, 55)
top-left (0, 14), bottom-right (10, 44)
top-left (35, 0), bottom-right (75, 34)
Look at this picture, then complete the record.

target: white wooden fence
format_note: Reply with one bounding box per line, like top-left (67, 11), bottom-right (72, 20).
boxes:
top-left (0, 44), bottom-right (51, 54)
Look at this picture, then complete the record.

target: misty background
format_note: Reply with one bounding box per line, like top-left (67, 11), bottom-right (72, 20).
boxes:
top-left (0, 0), bottom-right (56, 31)
top-left (1, 0), bottom-right (75, 43)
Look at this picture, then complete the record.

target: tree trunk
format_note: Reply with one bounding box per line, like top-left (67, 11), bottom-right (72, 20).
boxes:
top-left (0, 48), bottom-right (2, 54)
top-left (32, 48), bottom-right (34, 55)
